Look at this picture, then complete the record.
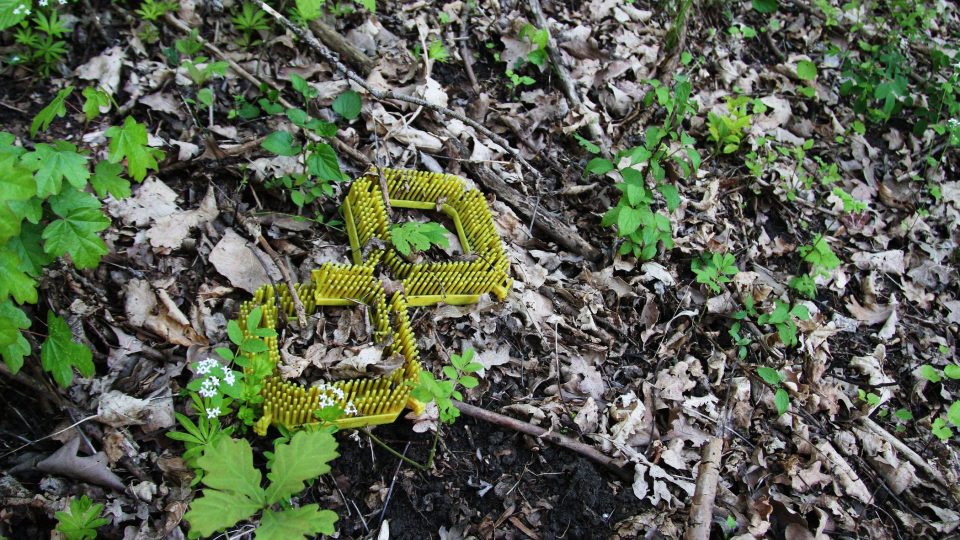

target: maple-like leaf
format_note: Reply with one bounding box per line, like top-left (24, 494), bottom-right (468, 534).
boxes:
top-left (0, 152), bottom-right (35, 201)
top-left (0, 247), bottom-right (37, 304)
top-left (264, 429), bottom-right (339, 504)
top-left (105, 116), bottom-right (165, 182)
top-left (54, 495), bottom-right (109, 540)
top-left (89, 161), bottom-right (130, 199)
top-left (8, 222), bottom-right (54, 276)
top-left (255, 506), bottom-right (338, 540)
top-left (42, 196), bottom-right (110, 269)
top-left (30, 86), bottom-right (73, 136)
top-left (40, 311), bottom-right (95, 388)
top-left (0, 299), bottom-right (30, 373)
top-left (184, 489), bottom-right (262, 539)
top-left (389, 222), bottom-right (451, 256)
top-left (22, 141), bottom-right (90, 197)
top-left (196, 436), bottom-right (265, 501)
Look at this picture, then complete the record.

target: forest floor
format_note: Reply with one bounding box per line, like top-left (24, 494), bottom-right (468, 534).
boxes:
top-left (1, 0), bottom-right (960, 539)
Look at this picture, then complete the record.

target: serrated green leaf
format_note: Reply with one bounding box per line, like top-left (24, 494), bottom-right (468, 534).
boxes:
top-left (256, 506), bottom-right (338, 540)
top-left (390, 221), bottom-right (450, 256)
top-left (617, 206), bottom-right (643, 237)
top-left (31, 86), bottom-right (74, 137)
top-left (0, 247), bottom-right (37, 304)
top-left (7, 222), bottom-right (51, 277)
top-left (332, 90), bottom-right (362, 120)
top-left (756, 366), bottom-right (782, 386)
top-left (262, 131), bottom-right (300, 156)
top-left (0, 203), bottom-right (23, 245)
top-left (22, 141), bottom-right (90, 197)
top-left (265, 430), bottom-right (339, 503)
top-left (105, 116), bottom-right (164, 182)
top-left (306, 142), bottom-right (344, 181)
top-left (196, 436), bottom-right (265, 501)
top-left (81, 87), bottom-right (111, 121)
top-left (0, 153), bottom-right (35, 201)
top-left (0, 300), bottom-right (30, 373)
top-left (41, 312), bottom-right (95, 388)
top-left (295, 0), bottom-right (324, 21)
top-left (184, 489), bottom-right (262, 538)
top-left (55, 495), bottom-right (109, 540)
top-left (89, 161), bottom-right (130, 199)
top-left (774, 388), bottom-right (790, 415)
top-left (42, 205), bottom-right (110, 269)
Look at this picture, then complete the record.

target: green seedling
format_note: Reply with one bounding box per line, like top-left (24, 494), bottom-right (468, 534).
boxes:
top-left (691, 251), bottom-right (738, 294)
top-left (55, 495), bottom-right (109, 540)
top-left (756, 366), bottom-right (790, 416)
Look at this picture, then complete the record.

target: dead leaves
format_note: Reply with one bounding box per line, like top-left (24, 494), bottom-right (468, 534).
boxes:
top-left (37, 437), bottom-right (125, 492)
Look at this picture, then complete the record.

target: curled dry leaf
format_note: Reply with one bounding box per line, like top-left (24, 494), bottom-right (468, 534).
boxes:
top-left (36, 437), bottom-right (125, 492)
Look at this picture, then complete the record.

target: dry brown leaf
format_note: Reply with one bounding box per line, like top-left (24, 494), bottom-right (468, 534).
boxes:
top-left (37, 437), bottom-right (125, 492)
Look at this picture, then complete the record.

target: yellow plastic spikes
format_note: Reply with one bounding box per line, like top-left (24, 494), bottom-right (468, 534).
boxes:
top-left (242, 168), bottom-right (509, 434)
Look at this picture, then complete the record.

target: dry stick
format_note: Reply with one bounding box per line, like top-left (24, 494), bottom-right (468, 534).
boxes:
top-left (458, 14), bottom-right (480, 92)
top-left (685, 437), bottom-right (724, 540)
top-left (307, 19), bottom-right (375, 76)
top-left (453, 400), bottom-right (630, 479)
top-left (256, 2), bottom-right (542, 185)
top-left (528, 0), bottom-right (607, 151)
top-left (256, 235), bottom-right (308, 329)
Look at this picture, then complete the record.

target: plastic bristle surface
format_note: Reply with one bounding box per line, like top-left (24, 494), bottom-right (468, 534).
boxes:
top-left (242, 168), bottom-right (510, 433)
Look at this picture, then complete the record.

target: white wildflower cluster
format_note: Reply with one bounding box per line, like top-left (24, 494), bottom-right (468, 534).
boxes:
top-left (949, 118), bottom-right (960, 129)
top-left (192, 358), bottom-right (239, 402)
top-left (206, 407), bottom-right (220, 419)
top-left (12, 4), bottom-right (30, 16)
top-left (313, 382), bottom-right (358, 416)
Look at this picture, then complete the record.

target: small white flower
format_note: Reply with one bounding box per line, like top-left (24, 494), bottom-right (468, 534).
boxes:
top-left (196, 359), bottom-right (216, 375)
top-left (206, 376), bottom-right (220, 388)
top-left (206, 407), bottom-right (220, 419)
top-left (344, 401), bottom-right (358, 416)
top-left (23, 6), bottom-right (30, 15)
top-left (331, 387), bottom-right (345, 399)
top-left (39, 0), bottom-right (48, 6)
top-left (318, 395), bottom-right (334, 408)
top-left (59, 0), bottom-right (67, 4)
top-left (949, 118), bottom-right (960, 128)
top-left (198, 386), bottom-right (217, 398)
top-left (223, 371), bottom-right (236, 385)
top-left (12, 6), bottom-right (20, 14)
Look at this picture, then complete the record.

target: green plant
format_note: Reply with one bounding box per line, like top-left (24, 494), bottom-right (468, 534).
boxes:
top-left (135, 0), bottom-right (178, 21)
top-left (588, 76), bottom-right (700, 261)
top-left (411, 347), bottom-right (481, 424)
top-left (183, 429), bottom-right (339, 539)
top-left (166, 393), bottom-right (235, 486)
top-left (504, 69), bottom-right (535, 89)
top-left (389, 221), bottom-right (450, 256)
top-left (12, 9), bottom-right (70, 75)
top-left (691, 251), bottom-right (739, 294)
top-left (756, 300), bottom-right (809, 348)
top-left (518, 23), bottom-right (549, 67)
top-left (796, 59), bottom-right (818, 98)
top-left (181, 56), bottom-right (229, 86)
top-left (55, 495), bottom-right (109, 540)
top-left (331, 90), bottom-right (361, 120)
top-left (918, 363), bottom-right (960, 442)
top-left (174, 29), bottom-right (204, 58)
top-left (706, 96), bottom-right (754, 154)
top-left (756, 366), bottom-right (790, 416)
top-left (232, 2), bottom-right (270, 47)
top-left (2, 91), bottom-right (162, 387)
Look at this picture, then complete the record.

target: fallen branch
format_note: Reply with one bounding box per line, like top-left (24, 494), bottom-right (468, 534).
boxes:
top-left (453, 400), bottom-right (629, 479)
top-left (256, 2), bottom-right (543, 185)
top-left (256, 235), bottom-right (308, 329)
top-left (467, 163), bottom-right (602, 260)
top-left (528, 0), bottom-right (607, 151)
top-left (685, 437), bottom-right (724, 540)
top-left (307, 19), bottom-right (375, 75)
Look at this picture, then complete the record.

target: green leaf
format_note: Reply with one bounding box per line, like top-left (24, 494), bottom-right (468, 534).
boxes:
top-left (41, 312), bottom-right (95, 388)
top-left (256, 506), bottom-right (338, 540)
top-left (265, 430), bottom-right (340, 503)
top-left (774, 388), bottom-right (790, 416)
top-left (944, 364), bottom-right (960, 380)
top-left (751, 0), bottom-right (778, 13)
top-left (196, 436), bottom-right (265, 502)
top-left (0, 247), bottom-right (37, 304)
top-left (22, 142), bottom-right (91, 197)
top-left (55, 495), bottom-right (109, 540)
top-left (0, 300), bottom-right (30, 373)
top-left (105, 117), bottom-right (164, 182)
top-left (616, 206), bottom-right (643, 237)
top-left (796, 60), bottom-right (818, 81)
top-left (332, 90), bottom-right (362, 120)
top-left (390, 221), bottom-right (450, 255)
top-left (0, 153), bottom-right (35, 201)
top-left (81, 87), bottom-right (111, 121)
top-left (756, 366), bottom-right (782, 386)
top-left (42, 204), bottom-right (110, 269)
top-left (657, 184), bottom-right (680, 212)
top-left (184, 488), bottom-right (262, 538)
top-left (31, 86), bottom-right (74, 137)
top-left (305, 143), bottom-right (344, 181)
top-left (227, 319), bottom-right (244, 345)
top-left (262, 131), bottom-right (301, 156)
top-left (918, 364), bottom-right (941, 383)
top-left (584, 158), bottom-right (613, 176)
top-left (948, 402), bottom-right (960, 428)
top-left (459, 375), bottom-right (479, 388)
top-left (89, 161), bottom-right (131, 199)
top-left (574, 133), bottom-right (600, 154)
top-left (295, 0), bottom-right (324, 21)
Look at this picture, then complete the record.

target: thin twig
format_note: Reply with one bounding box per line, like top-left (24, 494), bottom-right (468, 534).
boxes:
top-left (458, 11), bottom-right (480, 92)
top-left (453, 400), bottom-right (630, 479)
top-left (378, 442), bottom-right (410, 527)
top-left (256, 2), bottom-right (543, 185)
top-left (684, 437), bottom-right (724, 540)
